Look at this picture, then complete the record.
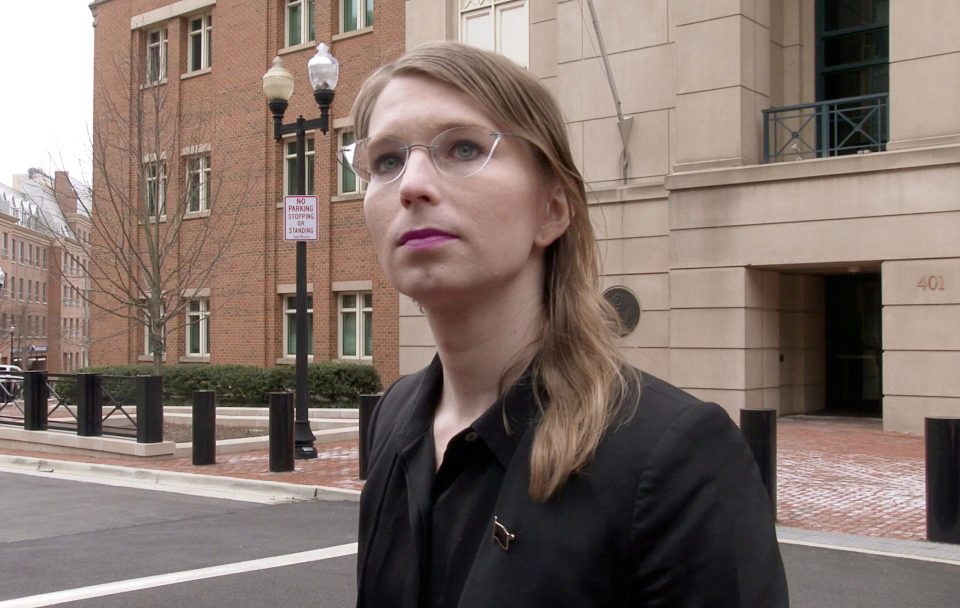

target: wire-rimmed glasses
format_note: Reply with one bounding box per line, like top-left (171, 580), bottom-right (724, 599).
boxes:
top-left (338, 125), bottom-right (509, 185)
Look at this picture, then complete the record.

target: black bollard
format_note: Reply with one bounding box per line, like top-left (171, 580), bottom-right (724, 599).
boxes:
top-left (269, 392), bottom-right (295, 473)
top-left (193, 391), bottom-right (217, 466)
top-left (23, 371), bottom-right (48, 431)
top-left (358, 394), bottom-right (380, 480)
top-left (77, 373), bottom-right (103, 437)
top-left (135, 375), bottom-right (164, 443)
top-left (740, 408), bottom-right (777, 515)
top-left (926, 417), bottom-right (960, 544)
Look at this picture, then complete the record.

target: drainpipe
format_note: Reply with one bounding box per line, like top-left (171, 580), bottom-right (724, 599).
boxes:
top-left (584, 0), bottom-right (633, 183)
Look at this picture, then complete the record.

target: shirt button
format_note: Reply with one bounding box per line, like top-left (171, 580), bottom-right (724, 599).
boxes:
top-left (464, 431), bottom-right (479, 442)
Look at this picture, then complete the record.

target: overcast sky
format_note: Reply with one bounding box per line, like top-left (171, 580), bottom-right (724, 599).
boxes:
top-left (0, 1), bottom-right (95, 185)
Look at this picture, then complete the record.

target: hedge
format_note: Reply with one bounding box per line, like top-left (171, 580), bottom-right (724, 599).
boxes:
top-left (73, 361), bottom-right (381, 405)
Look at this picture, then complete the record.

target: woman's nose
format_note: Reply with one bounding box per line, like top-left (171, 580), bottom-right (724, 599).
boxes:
top-left (397, 147), bottom-right (440, 205)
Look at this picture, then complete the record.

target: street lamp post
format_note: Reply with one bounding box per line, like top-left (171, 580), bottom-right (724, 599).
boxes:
top-left (8, 326), bottom-right (14, 366)
top-left (262, 43), bottom-right (339, 460)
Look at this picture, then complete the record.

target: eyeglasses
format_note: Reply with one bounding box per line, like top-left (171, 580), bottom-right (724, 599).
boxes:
top-left (338, 125), bottom-right (509, 185)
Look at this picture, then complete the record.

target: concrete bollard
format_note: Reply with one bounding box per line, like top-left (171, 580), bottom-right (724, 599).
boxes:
top-left (193, 391), bottom-right (216, 466)
top-left (740, 408), bottom-right (777, 516)
top-left (269, 392), bottom-right (295, 473)
top-left (358, 394), bottom-right (381, 480)
top-left (926, 417), bottom-right (960, 544)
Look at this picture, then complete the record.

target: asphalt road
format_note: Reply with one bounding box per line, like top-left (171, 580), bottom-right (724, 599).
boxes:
top-left (2, 471), bottom-right (958, 607)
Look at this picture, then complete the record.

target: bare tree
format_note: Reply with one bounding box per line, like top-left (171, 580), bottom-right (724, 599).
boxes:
top-left (37, 57), bottom-right (250, 375)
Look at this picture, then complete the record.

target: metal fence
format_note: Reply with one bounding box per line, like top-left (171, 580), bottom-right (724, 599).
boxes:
top-left (762, 93), bottom-right (888, 163)
top-left (0, 371), bottom-right (163, 443)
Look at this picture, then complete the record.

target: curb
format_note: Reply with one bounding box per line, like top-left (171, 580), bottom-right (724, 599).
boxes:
top-left (777, 525), bottom-right (960, 564)
top-left (0, 454), bottom-right (361, 504)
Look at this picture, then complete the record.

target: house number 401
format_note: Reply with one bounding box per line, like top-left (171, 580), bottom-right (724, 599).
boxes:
top-left (917, 275), bottom-right (946, 291)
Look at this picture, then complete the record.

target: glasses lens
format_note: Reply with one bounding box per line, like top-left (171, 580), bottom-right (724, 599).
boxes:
top-left (353, 136), bottom-right (406, 184)
top-left (432, 126), bottom-right (501, 178)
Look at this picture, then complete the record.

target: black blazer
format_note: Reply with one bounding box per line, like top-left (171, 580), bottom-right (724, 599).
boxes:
top-left (358, 363), bottom-right (789, 607)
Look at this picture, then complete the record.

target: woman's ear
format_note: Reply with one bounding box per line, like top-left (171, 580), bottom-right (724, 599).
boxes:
top-left (535, 183), bottom-right (572, 248)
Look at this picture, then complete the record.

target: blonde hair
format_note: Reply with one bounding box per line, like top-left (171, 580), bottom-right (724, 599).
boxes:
top-left (353, 42), bottom-right (638, 502)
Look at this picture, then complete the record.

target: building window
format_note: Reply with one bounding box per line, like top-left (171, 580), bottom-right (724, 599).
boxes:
top-left (460, 0), bottom-right (528, 68)
top-left (18, 241), bottom-right (23, 264)
top-left (41, 248), bottom-right (46, 269)
top-left (342, 0), bottom-right (373, 33)
top-left (18, 278), bottom-right (22, 301)
top-left (284, 137), bottom-right (315, 196)
top-left (338, 291), bottom-right (372, 359)
top-left (42, 282), bottom-right (46, 303)
top-left (286, 0), bottom-right (316, 46)
top-left (186, 154), bottom-right (211, 212)
top-left (27, 245), bottom-right (32, 266)
top-left (186, 298), bottom-right (210, 356)
top-left (188, 13), bottom-right (213, 72)
top-left (27, 280), bottom-right (32, 303)
top-left (146, 27), bottom-right (168, 83)
top-left (338, 131), bottom-right (363, 194)
top-left (144, 161), bottom-right (167, 218)
top-left (283, 295), bottom-right (313, 356)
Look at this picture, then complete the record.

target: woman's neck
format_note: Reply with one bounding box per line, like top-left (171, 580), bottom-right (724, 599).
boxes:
top-left (424, 278), bottom-right (543, 427)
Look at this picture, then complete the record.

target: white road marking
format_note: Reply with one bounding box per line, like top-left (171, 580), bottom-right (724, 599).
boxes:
top-left (780, 538), bottom-right (960, 566)
top-left (0, 543), bottom-right (358, 608)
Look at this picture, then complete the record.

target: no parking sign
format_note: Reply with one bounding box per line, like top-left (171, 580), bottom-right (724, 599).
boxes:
top-left (283, 195), bottom-right (318, 241)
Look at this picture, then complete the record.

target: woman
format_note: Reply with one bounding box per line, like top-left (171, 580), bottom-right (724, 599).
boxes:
top-left (347, 42), bottom-right (788, 608)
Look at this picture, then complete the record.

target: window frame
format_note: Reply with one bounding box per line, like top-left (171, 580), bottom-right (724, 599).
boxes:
top-left (187, 13), bottom-right (213, 73)
top-left (145, 26), bottom-right (168, 84)
top-left (144, 160), bottom-right (167, 219)
top-left (185, 298), bottom-right (211, 356)
top-left (459, 0), bottom-right (528, 69)
top-left (341, 0), bottom-right (374, 34)
top-left (338, 291), bottom-right (373, 360)
top-left (286, 0), bottom-right (316, 47)
top-left (186, 154), bottom-right (212, 212)
top-left (337, 130), bottom-right (364, 195)
top-left (282, 295), bottom-right (314, 358)
top-left (284, 136), bottom-right (315, 196)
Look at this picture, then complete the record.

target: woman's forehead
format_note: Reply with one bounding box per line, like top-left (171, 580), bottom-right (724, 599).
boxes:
top-left (366, 74), bottom-right (500, 139)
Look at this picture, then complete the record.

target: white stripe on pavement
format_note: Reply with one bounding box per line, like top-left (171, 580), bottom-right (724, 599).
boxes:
top-left (0, 543), bottom-right (358, 608)
top-left (780, 538), bottom-right (960, 566)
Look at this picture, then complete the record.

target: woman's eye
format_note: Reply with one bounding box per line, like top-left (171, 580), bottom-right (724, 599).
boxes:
top-left (373, 153), bottom-right (404, 174)
top-left (447, 140), bottom-right (483, 161)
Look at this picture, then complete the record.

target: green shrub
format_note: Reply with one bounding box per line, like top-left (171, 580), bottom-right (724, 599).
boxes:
top-left (72, 360), bottom-right (380, 406)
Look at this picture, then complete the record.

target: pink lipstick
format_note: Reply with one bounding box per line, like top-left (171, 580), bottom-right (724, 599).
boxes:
top-left (399, 228), bottom-right (456, 250)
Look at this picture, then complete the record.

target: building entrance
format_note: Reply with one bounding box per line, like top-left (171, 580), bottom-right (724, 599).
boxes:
top-left (824, 274), bottom-right (882, 416)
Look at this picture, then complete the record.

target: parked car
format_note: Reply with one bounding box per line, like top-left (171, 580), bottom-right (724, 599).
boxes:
top-left (0, 364), bottom-right (23, 400)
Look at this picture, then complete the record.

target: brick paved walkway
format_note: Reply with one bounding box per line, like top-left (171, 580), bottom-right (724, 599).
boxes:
top-left (0, 416), bottom-right (929, 540)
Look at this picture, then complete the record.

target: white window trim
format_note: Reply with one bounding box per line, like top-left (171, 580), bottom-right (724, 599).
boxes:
top-left (340, 0), bottom-right (373, 34)
top-left (285, 0), bottom-right (316, 48)
top-left (144, 160), bottom-right (167, 219)
top-left (283, 136), bottom-right (315, 197)
top-left (459, 0), bottom-right (528, 69)
top-left (186, 154), bottom-right (211, 212)
top-left (185, 297), bottom-right (211, 357)
top-left (282, 294), bottom-right (315, 359)
top-left (338, 290), bottom-right (373, 360)
top-left (337, 129), bottom-right (365, 196)
top-left (187, 13), bottom-right (213, 73)
top-left (146, 27), bottom-right (168, 84)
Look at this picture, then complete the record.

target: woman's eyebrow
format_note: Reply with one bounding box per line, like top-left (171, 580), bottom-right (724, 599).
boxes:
top-left (368, 120), bottom-right (495, 140)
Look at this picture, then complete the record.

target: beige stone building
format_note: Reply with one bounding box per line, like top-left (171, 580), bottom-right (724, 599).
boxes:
top-left (398, 0), bottom-right (959, 434)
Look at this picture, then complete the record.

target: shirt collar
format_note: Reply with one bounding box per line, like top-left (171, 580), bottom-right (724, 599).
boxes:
top-left (400, 354), bottom-right (539, 469)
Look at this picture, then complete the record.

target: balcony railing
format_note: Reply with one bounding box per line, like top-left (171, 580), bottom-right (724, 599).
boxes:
top-left (762, 93), bottom-right (888, 163)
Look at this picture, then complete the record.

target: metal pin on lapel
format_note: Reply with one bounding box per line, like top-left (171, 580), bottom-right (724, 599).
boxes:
top-left (491, 516), bottom-right (516, 551)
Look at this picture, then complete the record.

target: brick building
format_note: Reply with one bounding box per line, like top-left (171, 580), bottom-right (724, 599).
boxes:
top-left (88, 0), bottom-right (404, 384)
top-left (0, 169), bottom-right (92, 372)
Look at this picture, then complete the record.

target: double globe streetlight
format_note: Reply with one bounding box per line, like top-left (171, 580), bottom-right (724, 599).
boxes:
top-left (262, 43), bottom-right (339, 459)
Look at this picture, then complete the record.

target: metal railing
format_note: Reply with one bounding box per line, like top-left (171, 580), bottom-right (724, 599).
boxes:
top-left (762, 93), bottom-right (888, 163)
top-left (0, 371), bottom-right (163, 443)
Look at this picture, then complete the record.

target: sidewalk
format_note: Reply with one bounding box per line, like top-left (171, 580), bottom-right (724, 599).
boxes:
top-left (0, 416), bottom-right (929, 541)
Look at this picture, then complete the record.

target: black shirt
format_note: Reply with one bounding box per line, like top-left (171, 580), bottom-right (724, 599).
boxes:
top-left (392, 358), bottom-right (536, 608)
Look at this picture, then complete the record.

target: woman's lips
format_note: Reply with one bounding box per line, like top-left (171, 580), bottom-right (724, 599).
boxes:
top-left (399, 228), bottom-right (457, 250)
